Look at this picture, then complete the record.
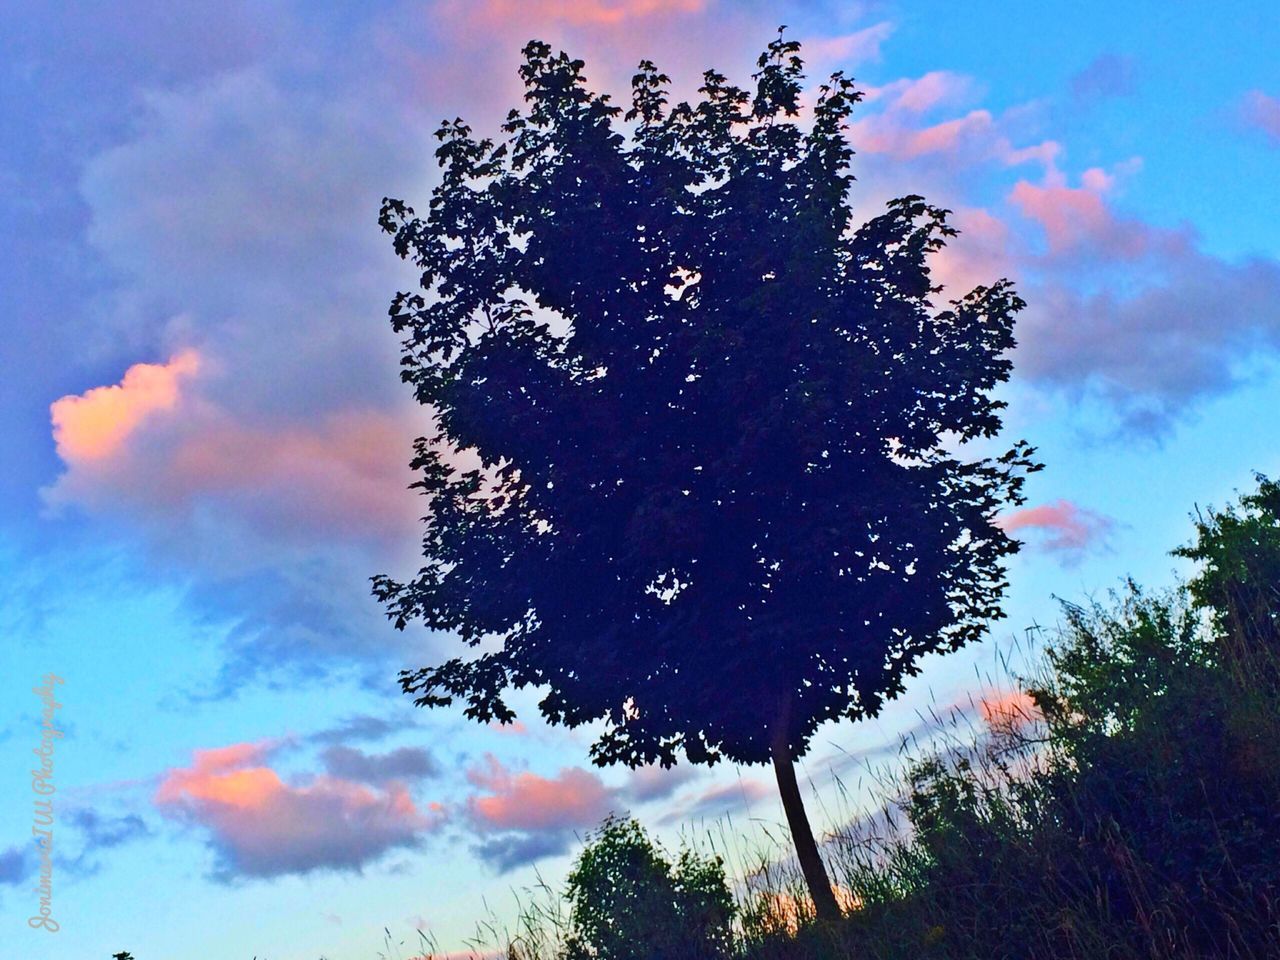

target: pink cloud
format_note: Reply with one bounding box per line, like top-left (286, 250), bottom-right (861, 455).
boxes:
top-left (849, 74), bottom-right (1060, 171)
top-left (1009, 177), bottom-right (1113, 253)
top-left (45, 350), bottom-right (420, 545)
top-left (165, 409), bottom-right (420, 540)
top-left (462, 755), bottom-right (624, 871)
top-left (418, 0), bottom-right (771, 127)
top-left (993, 159), bottom-right (1280, 434)
top-left (977, 690), bottom-right (1042, 734)
top-left (801, 22), bottom-right (895, 68)
top-left (460, 0), bottom-right (706, 27)
top-left (996, 499), bottom-right (1115, 558)
top-left (929, 205), bottom-right (1013, 298)
top-left (860, 70), bottom-right (971, 111)
top-left (903, 109), bottom-right (995, 156)
top-left (848, 74), bottom-right (1268, 436)
top-left (156, 740), bottom-right (442, 879)
top-left (51, 350), bottom-right (200, 462)
top-left (486, 720), bottom-right (529, 736)
top-left (1006, 171), bottom-right (1176, 261)
top-left (1240, 89), bottom-right (1280, 144)
top-left (898, 71), bottom-right (969, 113)
top-left (465, 755), bottom-right (615, 834)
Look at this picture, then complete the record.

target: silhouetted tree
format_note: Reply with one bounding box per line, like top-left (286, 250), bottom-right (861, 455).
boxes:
top-left (375, 31), bottom-right (1037, 919)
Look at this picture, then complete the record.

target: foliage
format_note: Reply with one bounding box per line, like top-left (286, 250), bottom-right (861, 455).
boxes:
top-left (374, 31), bottom-right (1036, 774)
top-left (1175, 473), bottom-right (1280, 695)
top-left (562, 815), bottom-right (735, 960)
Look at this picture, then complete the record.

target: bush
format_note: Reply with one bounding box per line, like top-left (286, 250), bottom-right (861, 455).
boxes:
top-left (563, 815), bottom-right (735, 960)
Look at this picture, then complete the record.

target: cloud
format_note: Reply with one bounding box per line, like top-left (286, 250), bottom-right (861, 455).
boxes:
top-left (996, 499), bottom-right (1115, 559)
top-left (848, 72), bottom-right (1060, 172)
top-left (309, 714), bottom-right (415, 746)
top-left (464, 755), bottom-right (619, 871)
top-left (623, 763), bottom-right (698, 802)
top-left (45, 350), bottom-right (420, 547)
top-left (49, 41), bottom-right (442, 691)
top-left (801, 21), bottom-right (895, 68)
top-left (976, 690), bottom-right (1042, 735)
top-left (486, 720), bottom-right (530, 736)
top-left (473, 832), bottom-right (579, 873)
top-left (928, 205), bottom-right (1012, 300)
top-left (998, 162), bottom-right (1280, 435)
top-left (658, 777), bottom-right (772, 825)
top-left (466, 756), bottom-right (616, 833)
top-left (1240, 89), bottom-right (1280, 144)
top-left (460, 0), bottom-right (707, 27)
top-left (859, 95), bottom-right (1279, 437)
top-left (66, 808), bottom-right (150, 849)
top-left (417, 0), bottom-right (781, 138)
top-left (683, 778), bottom-right (772, 817)
top-left (862, 70), bottom-right (975, 114)
top-left (1014, 245), bottom-right (1280, 435)
top-left (0, 845), bottom-right (31, 886)
top-left (1007, 165), bottom-right (1183, 263)
top-left (47, 0), bottom-right (789, 698)
top-left (60, 808), bottom-right (152, 876)
top-left (856, 107), bottom-right (994, 160)
top-left (50, 350), bottom-right (200, 462)
top-left (1069, 53), bottom-right (1136, 101)
top-left (837, 61), bottom-right (1280, 437)
top-left (321, 745), bottom-right (439, 784)
top-left (155, 740), bottom-right (443, 879)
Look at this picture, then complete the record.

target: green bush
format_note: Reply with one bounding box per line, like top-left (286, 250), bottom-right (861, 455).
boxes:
top-left (562, 814), bottom-right (736, 960)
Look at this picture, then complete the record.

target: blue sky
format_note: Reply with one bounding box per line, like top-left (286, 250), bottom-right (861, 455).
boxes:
top-left (2, 1), bottom-right (1278, 957)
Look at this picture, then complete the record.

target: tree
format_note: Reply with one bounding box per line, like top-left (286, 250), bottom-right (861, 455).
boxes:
top-left (563, 814), bottom-right (735, 960)
top-left (374, 32), bottom-right (1038, 920)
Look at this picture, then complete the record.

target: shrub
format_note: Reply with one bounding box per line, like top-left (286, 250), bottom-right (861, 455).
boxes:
top-left (563, 815), bottom-right (735, 960)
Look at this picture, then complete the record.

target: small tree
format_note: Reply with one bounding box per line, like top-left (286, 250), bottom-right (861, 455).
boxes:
top-left (375, 32), bottom-right (1037, 919)
top-left (563, 815), bottom-right (735, 960)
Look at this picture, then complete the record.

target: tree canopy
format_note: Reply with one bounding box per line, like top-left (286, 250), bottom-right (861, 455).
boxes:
top-left (374, 35), bottom-right (1037, 908)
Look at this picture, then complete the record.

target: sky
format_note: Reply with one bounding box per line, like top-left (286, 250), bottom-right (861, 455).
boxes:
top-left (1, 1), bottom-right (1278, 957)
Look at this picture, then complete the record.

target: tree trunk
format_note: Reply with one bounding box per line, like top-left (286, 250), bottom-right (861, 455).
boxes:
top-left (770, 717), bottom-right (842, 923)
